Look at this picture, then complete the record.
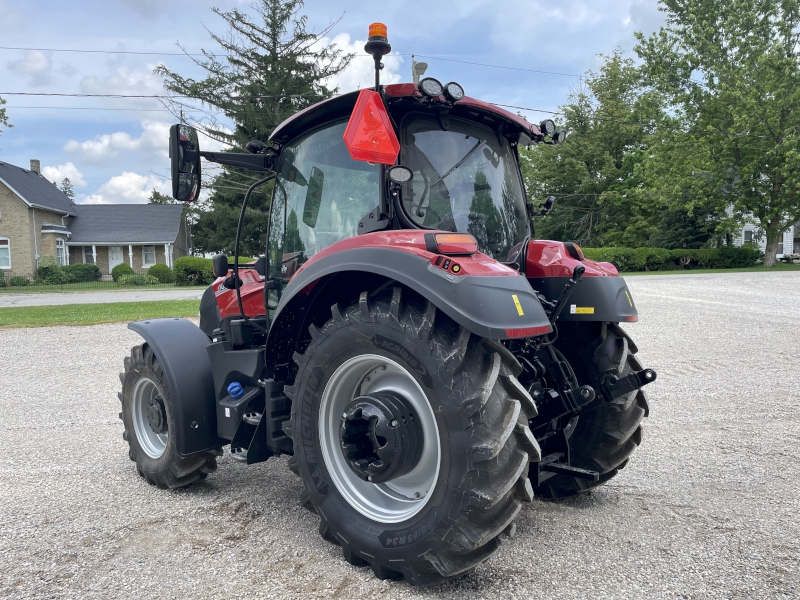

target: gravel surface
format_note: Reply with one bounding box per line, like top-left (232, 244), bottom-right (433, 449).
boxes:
top-left (0, 288), bottom-right (205, 308)
top-left (1, 272), bottom-right (798, 599)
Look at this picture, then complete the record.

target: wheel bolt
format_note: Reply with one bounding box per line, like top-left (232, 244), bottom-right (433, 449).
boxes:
top-left (367, 475), bottom-right (373, 482)
top-left (391, 420), bottom-right (398, 427)
top-left (414, 492), bottom-right (420, 499)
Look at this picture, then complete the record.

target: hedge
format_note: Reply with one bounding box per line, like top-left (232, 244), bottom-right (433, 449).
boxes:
top-left (118, 273), bottom-right (160, 286)
top-left (147, 264), bottom-right (175, 284)
top-left (582, 245), bottom-right (764, 271)
top-left (173, 256), bottom-right (215, 286)
top-left (111, 263), bottom-right (135, 282)
top-left (62, 263), bottom-right (102, 282)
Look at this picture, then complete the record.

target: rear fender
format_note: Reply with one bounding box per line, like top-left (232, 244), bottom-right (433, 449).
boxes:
top-left (526, 240), bottom-right (638, 322)
top-left (265, 246), bottom-right (552, 376)
top-left (128, 318), bottom-right (226, 455)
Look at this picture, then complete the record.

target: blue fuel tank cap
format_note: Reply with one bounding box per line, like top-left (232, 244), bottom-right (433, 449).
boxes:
top-left (227, 382), bottom-right (244, 400)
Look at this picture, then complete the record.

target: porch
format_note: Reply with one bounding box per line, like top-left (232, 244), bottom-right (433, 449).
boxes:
top-left (66, 243), bottom-right (176, 278)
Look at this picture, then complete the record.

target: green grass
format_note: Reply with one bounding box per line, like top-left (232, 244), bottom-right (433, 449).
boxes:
top-left (0, 281), bottom-right (206, 294)
top-left (621, 264), bottom-right (800, 276)
top-left (0, 300), bottom-right (201, 328)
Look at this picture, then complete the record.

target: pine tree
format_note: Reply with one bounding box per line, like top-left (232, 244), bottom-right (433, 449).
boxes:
top-left (59, 178), bottom-right (75, 200)
top-left (154, 0), bottom-right (354, 256)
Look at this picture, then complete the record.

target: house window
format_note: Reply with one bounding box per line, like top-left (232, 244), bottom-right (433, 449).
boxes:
top-left (143, 245), bottom-right (156, 267)
top-left (744, 230), bottom-right (753, 243)
top-left (84, 246), bottom-right (95, 264)
top-left (0, 238), bottom-right (10, 270)
top-left (56, 239), bottom-right (66, 266)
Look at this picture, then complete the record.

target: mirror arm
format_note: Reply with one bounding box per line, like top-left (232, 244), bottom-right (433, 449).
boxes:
top-left (199, 151), bottom-right (277, 172)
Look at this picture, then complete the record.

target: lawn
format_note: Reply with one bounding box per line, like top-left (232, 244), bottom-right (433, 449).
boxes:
top-left (0, 281), bottom-right (206, 294)
top-left (622, 263), bottom-right (800, 276)
top-left (0, 300), bottom-right (201, 328)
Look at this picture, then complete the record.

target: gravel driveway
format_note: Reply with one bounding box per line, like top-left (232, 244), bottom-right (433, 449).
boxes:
top-left (1, 272), bottom-right (798, 599)
top-left (0, 288), bottom-right (205, 308)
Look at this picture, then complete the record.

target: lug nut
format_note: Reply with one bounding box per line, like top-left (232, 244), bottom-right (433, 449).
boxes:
top-left (391, 420), bottom-right (398, 427)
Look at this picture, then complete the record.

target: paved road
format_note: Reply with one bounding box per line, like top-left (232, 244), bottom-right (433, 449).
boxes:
top-left (1, 272), bottom-right (798, 599)
top-left (0, 288), bottom-right (205, 307)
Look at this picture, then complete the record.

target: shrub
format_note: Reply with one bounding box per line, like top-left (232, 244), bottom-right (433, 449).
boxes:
top-left (111, 263), bottom-right (134, 282)
top-left (9, 275), bottom-right (31, 286)
top-left (0, 276), bottom-right (6, 287)
top-left (118, 274), bottom-right (159, 286)
top-left (36, 255), bottom-right (67, 284)
top-left (62, 263), bottom-right (101, 282)
top-left (585, 245), bottom-right (765, 271)
top-left (147, 263), bottom-right (175, 284)
top-left (173, 256), bottom-right (214, 286)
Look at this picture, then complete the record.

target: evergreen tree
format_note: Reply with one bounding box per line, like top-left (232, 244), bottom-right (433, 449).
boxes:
top-left (59, 178), bottom-right (75, 200)
top-left (0, 96), bottom-right (10, 145)
top-left (148, 189), bottom-right (177, 204)
top-left (154, 0), bottom-right (353, 256)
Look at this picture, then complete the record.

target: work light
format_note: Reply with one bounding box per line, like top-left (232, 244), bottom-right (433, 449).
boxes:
top-left (444, 82), bottom-right (465, 101)
top-left (419, 77), bottom-right (444, 97)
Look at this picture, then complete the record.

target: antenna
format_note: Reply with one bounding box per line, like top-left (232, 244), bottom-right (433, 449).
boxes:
top-left (412, 55), bottom-right (428, 85)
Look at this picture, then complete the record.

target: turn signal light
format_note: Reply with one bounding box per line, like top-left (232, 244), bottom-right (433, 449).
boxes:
top-left (505, 325), bottom-right (552, 339)
top-left (368, 22), bottom-right (388, 39)
top-left (434, 233), bottom-right (478, 255)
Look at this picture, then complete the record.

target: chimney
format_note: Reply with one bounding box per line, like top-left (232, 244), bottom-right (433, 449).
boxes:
top-left (30, 159), bottom-right (41, 174)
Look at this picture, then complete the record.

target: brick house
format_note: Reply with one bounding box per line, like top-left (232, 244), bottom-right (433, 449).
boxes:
top-left (0, 159), bottom-right (191, 277)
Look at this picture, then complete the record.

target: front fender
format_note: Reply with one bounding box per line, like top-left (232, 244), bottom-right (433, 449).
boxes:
top-left (270, 247), bottom-right (552, 341)
top-left (128, 318), bottom-right (226, 455)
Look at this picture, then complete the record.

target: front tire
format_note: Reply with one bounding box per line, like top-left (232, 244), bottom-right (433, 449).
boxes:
top-left (283, 288), bottom-right (540, 584)
top-left (119, 344), bottom-right (218, 489)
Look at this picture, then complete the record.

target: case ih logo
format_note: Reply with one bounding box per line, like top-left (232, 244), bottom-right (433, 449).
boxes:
top-left (372, 335), bottom-right (432, 387)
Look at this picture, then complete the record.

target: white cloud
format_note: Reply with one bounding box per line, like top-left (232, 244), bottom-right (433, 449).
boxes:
top-left (7, 50), bottom-right (54, 87)
top-left (80, 171), bottom-right (171, 205)
top-left (317, 33), bottom-right (404, 93)
top-left (64, 120), bottom-right (172, 164)
top-left (41, 162), bottom-right (87, 188)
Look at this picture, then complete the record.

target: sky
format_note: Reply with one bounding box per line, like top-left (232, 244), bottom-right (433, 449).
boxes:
top-left (0, 0), bottom-right (666, 205)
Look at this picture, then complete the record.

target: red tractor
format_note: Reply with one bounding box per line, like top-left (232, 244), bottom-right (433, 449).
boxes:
top-left (118, 24), bottom-right (654, 584)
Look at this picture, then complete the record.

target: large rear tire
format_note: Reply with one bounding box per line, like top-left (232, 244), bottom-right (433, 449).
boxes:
top-left (531, 322), bottom-right (649, 499)
top-left (283, 288), bottom-right (541, 584)
top-left (119, 344), bottom-right (219, 489)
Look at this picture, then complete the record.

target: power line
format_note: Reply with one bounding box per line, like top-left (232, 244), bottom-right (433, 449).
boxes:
top-left (0, 91), bottom-right (322, 99)
top-left (6, 105), bottom-right (170, 112)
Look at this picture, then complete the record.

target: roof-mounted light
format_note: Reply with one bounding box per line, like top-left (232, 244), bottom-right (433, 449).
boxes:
top-left (553, 129), bottom-right (566, 144)
top-left (540, 119), bottom-right (556, 136)
top-left (444, 82), bottom-right (465, 101)
top-left (419, 77), bottom-right (443, 97)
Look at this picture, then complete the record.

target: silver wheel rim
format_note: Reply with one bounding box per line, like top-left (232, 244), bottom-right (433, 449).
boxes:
top-left (319, 354), bottom-right (441, 523)
top-left (132, 377), bottom-right (168, 459)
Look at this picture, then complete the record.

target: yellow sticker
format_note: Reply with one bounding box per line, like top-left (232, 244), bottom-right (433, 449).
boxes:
top-left (570, 305), bottom-right (595, 314)
top-left (625, 290), bottom-right (633, 307)
top-left (512, 294), bottom-right (525, 316)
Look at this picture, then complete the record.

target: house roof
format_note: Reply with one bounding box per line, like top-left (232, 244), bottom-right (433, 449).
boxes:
top-left (67, 204), bottom-right (185, 244)
top-left (0, 161), bottom-right (78, 215)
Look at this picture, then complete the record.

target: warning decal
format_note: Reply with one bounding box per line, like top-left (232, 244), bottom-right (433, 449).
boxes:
top-left (569, 305), bottom-right (595, 315)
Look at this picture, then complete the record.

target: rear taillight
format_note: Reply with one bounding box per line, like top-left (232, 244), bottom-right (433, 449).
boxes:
top-left (505, 325), bottom-right (551, 339)
top-left (432, 233), bottom-right (478, 255)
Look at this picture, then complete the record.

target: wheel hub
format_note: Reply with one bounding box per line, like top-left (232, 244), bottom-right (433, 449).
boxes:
top-left (147, 397), bottom-right (167, 434)
top-left (340, 390), bottom-right (423, 484)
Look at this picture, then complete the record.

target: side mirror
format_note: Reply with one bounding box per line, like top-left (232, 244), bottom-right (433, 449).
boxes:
top-left (169, 124), bottom-right (201, 202)
top-left (543, 196), bottom-right (555, 211)
top-left (212, 254), bottom-right (229, 278)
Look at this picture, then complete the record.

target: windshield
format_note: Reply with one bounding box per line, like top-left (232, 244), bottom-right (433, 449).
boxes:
top-left (400, 114), bottom-right (529, 260)
top-left (267, 120), bottom-right (378, 297)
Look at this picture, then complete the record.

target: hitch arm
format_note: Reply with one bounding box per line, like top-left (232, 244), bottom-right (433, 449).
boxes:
top-left (603, 368), bottom-right (657, 400)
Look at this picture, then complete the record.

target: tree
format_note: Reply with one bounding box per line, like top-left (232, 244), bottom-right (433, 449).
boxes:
top-left (519, 52), bottom-right (664, 247)
top-left (148, 189), bottom-right (177, 204)
top-left (0, 96), bottom-right (11, 146)
top-left (636, 0), bottom-right (800, 266)
top-left (154, 0), bottom-right (354, 256)
top-left (59, 178), bottom-right (75, 200)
